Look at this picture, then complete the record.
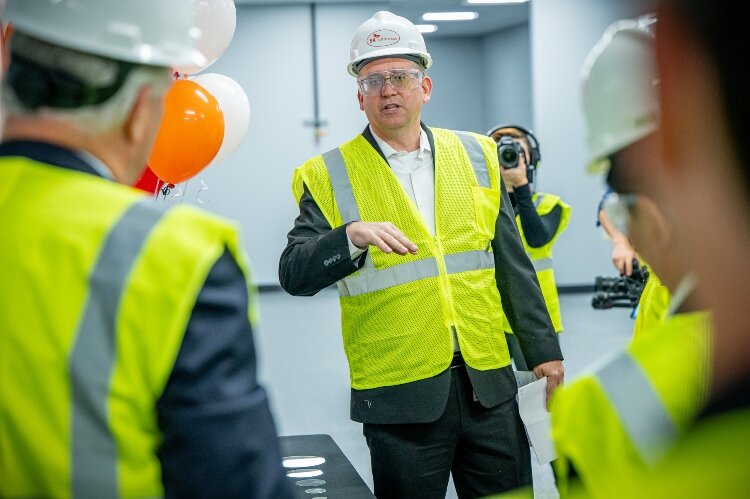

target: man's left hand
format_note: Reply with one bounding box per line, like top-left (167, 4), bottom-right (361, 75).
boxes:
top-left (532, 360), bottom-right (564, 410)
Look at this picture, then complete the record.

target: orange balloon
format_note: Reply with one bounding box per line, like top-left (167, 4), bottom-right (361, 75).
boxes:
top-left (149, 79), bottom-right (225, 184)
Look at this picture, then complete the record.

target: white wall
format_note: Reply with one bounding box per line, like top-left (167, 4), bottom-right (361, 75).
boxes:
top-left (420, 36), bottom-right (484, 133)
top-left (530, 0), bottom-right (655, 285)
top-left (481, 24), bottom-right (533, 134)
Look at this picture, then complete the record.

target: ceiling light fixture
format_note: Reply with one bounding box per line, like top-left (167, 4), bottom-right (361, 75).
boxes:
top-left (416, 24), bottom-right (438, 33)
top-left (422, 12), bottom-right (479, 22)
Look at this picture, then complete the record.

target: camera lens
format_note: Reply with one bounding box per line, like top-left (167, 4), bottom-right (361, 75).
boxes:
top-left (500, 147), bottom-right (518, 166)
top-left (497, 136), bottom-right (521, 169)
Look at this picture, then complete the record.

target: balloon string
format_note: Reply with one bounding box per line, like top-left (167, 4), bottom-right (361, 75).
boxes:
top-left (152, 178), bottom-right (161, 200)
top-left (197, 179), bottom-right (208, 204)
top-left (182, 179), bottom-right (190, 204)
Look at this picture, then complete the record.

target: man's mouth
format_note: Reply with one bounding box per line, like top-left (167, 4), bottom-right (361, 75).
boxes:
top-left (382, 103), bottom-right (401, 111)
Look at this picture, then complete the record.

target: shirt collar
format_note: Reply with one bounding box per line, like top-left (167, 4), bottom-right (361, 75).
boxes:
top-left (0, 140), bottom-right (114, 180)
top-left (369, 125), bottom-right (432, 160)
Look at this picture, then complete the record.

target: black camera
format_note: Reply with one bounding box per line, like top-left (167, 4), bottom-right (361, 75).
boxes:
top-left (497, 136), bottom-right (525, 169)
top-left (591, 259), bottom-right (650, 310)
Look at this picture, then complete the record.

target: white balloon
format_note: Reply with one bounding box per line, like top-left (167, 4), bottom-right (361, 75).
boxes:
top-left (192, 73), bottom-right (250, 165)
top-left (175, 0), bottom-right (236, 75)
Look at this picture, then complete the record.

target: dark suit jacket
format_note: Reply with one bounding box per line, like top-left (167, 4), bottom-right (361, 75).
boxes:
top-left (279, 124), bottom-right (563, 424)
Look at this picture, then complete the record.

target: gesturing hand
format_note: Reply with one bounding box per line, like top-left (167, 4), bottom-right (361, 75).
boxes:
top-left (346, 221), bottom-right (418, 255)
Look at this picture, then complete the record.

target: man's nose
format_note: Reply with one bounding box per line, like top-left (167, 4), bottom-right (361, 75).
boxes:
top-left (381, 78), bottom-right (398, 96)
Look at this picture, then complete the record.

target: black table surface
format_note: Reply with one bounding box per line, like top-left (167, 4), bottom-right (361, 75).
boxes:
top-left (280, 434), bottom-right (375, 498)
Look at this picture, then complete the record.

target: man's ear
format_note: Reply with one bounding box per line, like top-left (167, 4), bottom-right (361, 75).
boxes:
top-left (124, 84), bottom-right (161, 146)
top-left (422, 75), bottom-right (432, 104)
top-left (357, 90), bottom-right (365, 111)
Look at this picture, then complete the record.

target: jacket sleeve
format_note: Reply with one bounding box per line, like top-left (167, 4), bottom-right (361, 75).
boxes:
top-left (492, 181), bottom-right (563, 368)
top-left (513, 184), bottom-right (563, 248)
top-left (278, 183), bottom-right (366, 296)
top-left (156, 249), bottom-right (294, 499)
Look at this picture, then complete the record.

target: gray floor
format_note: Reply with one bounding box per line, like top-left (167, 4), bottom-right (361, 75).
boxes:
top-left (255, 289), bottom-right (635, 498)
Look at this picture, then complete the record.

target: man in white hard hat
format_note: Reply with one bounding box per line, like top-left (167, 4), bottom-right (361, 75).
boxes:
top-left (280, 10), bottom-right (564, 498)
top-left (0, 1), bottom-right (291, 497)
top-left (535, 13), bottom-right (714, 499)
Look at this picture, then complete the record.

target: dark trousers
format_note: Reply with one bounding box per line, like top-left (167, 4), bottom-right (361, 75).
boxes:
top-left (363, 365), bottom-right (532, 499)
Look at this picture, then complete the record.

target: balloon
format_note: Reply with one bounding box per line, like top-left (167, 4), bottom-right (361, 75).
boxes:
top-left (148, 79), bottom-right (224, 184)
top-left (192, 73), bottom-right (250, 165)
top-left (173, 0), bottom-right (236, 75)
top-left (133, 165), bottom-right (164, 194)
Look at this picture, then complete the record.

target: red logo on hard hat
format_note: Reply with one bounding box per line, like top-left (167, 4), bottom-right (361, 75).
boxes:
top-left (367, 29), bottom-right (400, 47)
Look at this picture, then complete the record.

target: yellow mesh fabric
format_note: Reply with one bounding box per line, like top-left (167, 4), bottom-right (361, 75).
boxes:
top-left (635, 310), bottom-right (712, 430)
top-left (632, 271), bottom-right (671, 342)
top-left (341, 278), bottom-right (449, 388)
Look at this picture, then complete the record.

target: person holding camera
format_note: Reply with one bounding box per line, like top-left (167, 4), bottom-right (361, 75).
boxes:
top-left (487, 125), bottom-right (571, 371)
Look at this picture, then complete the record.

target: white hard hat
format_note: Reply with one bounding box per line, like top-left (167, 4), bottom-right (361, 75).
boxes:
top-left (3, 0), bottom-right (207, 69)
top-left (347, 11), bottom-right (432, 77)
top-left (581, 13), bottom-right (658, 174)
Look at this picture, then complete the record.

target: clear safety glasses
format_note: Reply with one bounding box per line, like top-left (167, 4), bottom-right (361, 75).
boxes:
top-left (357, 69), bottom-right (424, 96)
top-left (602, 192), bottom-right (640, 237)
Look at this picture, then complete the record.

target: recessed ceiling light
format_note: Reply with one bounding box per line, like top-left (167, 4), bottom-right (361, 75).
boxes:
top-left (416, 24), bottom-right (438, 33)
top-left (422, 12), bottom-right (479, 22)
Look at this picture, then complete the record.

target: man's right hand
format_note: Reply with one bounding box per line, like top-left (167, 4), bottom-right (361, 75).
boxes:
top-left (346, 221), bottom-right (418, 255)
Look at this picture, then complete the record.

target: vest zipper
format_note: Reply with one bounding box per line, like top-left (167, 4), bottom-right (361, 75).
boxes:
top-left (432, 234), bottom-right (458, 332)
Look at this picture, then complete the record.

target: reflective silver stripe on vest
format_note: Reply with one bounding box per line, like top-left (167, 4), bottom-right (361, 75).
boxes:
top-left (323, 147), bottom-right (360, 223)
top-left (532, 257), bottom-right (553, 272)
top-left (69, 199), bottom-right (166, 497)
top-left (454, 131), bottom-right (490, 188)
top-left (444, 250), bottom-right (495, 275)
top-left (595, 350), bottom-right (677, 464)
top-left (338, 250), bottom-right (494, 297)
top-left (338, 256), bottom-right (439, 297)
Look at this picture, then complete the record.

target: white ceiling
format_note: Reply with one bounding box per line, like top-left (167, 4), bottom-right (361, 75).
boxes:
top-left (233, 0), bottom-right (529, 38)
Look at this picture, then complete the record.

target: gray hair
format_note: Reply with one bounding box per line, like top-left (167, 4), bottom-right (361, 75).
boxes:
top-left (1, 33), bottom-right (171, 133)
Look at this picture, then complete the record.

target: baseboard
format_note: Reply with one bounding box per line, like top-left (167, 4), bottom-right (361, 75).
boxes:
top-left (557, 284), bottom-right (595, 294)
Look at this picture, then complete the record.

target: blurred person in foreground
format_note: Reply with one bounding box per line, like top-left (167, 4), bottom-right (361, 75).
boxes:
top-left (0, 1), bottom-right (291, 497)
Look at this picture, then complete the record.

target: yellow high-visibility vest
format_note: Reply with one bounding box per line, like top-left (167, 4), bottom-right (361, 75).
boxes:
top-left (292, 128), bottom-right (511, 390)
top-left (0, 155), bottom-right (254, 498)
